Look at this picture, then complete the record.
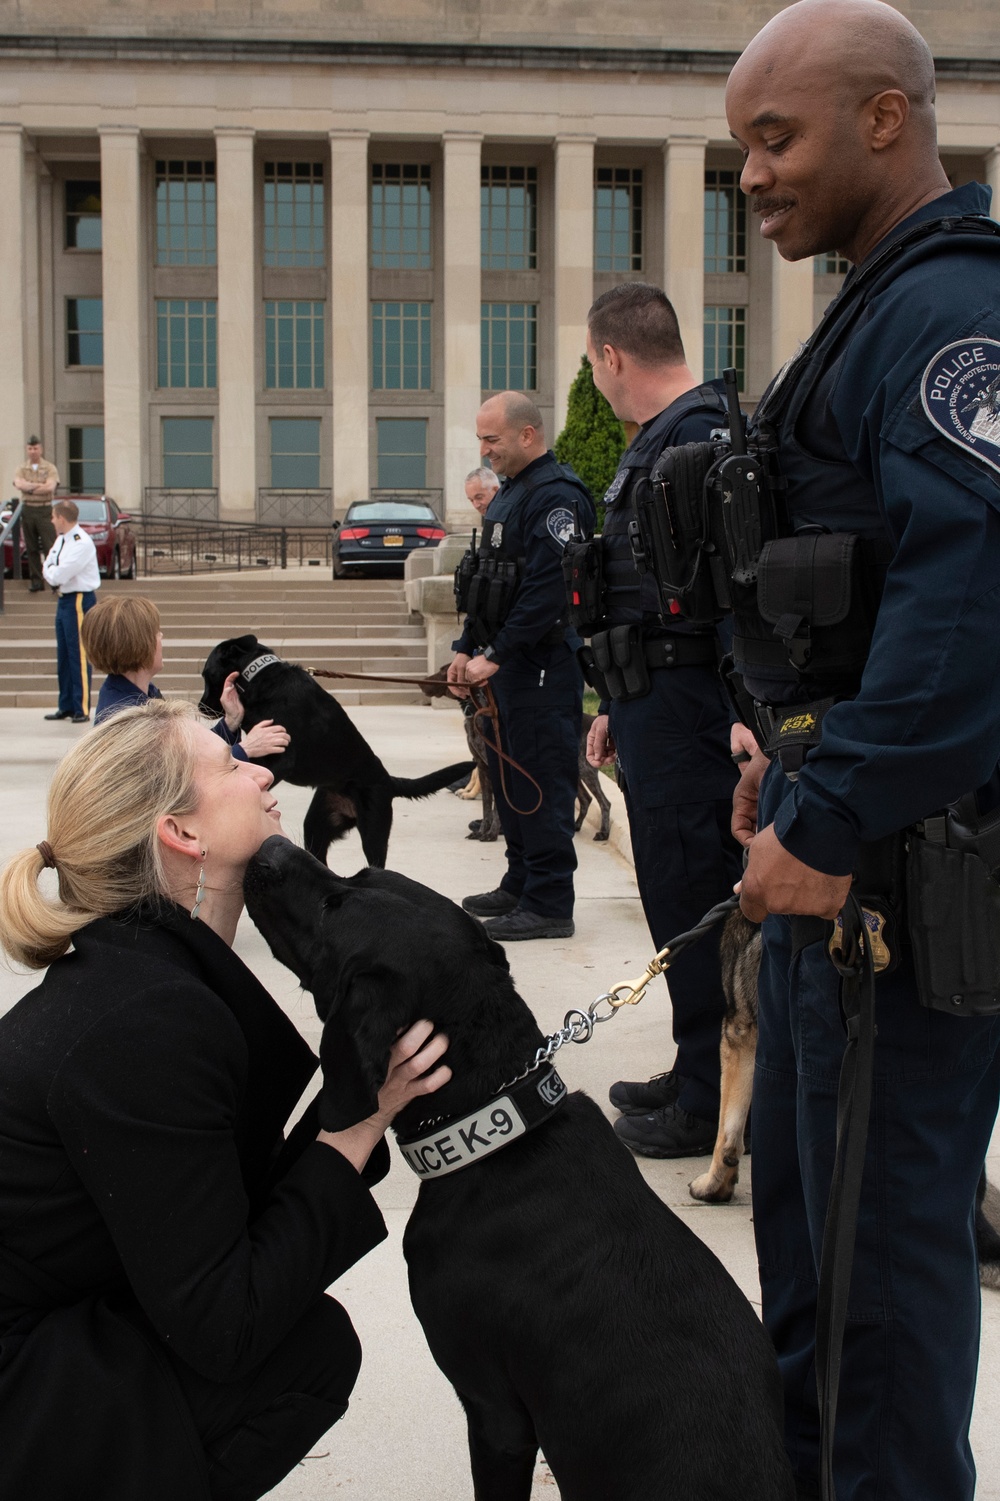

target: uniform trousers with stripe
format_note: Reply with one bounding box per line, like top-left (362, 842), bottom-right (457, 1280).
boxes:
top-left (55, 591), bottom-right (97, 717)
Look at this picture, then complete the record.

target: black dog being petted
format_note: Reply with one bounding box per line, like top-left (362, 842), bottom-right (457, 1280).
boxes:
top-left (200, 636), bottom-right (472, 868)
top-left (244, 836), bottom-right (794, 1501)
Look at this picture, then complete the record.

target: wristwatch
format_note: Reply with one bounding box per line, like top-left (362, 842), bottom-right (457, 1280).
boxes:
top-left (482, 645), bottom-right (498, 663)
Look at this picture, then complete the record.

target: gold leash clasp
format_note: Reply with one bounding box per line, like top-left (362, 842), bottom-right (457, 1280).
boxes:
top-left (604, 944), bottom-right (673, 1010)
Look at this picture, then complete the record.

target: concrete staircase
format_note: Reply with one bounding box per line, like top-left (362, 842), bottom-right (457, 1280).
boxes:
top-left (0, 569), bottom-right (438, 709)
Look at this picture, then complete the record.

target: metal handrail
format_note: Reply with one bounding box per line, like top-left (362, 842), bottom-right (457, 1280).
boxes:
top-left (135, 512), bottom-right (334, 575)
top-left (0, 498), bottom-right (24, 613)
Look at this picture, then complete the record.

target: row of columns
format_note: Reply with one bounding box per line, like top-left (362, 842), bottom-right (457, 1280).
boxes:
top-left (1, 124), bottom-right (837, 528)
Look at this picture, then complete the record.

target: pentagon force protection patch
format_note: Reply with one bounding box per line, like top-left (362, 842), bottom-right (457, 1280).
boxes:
top-left (921, 338), bottom-right (1000, 476)
top-left (603, 468), bottom-right (629, 508)
top-left (546, 508), bottom-right (577, 546)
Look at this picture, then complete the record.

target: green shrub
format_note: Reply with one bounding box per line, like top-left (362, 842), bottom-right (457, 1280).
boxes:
top-left (554, 355), bottom-right (626, 527)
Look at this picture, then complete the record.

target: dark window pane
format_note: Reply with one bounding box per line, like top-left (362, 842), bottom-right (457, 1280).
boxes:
top-left (66, 179), bottom-right (102, 250)
top-left (162, 417), bottom-right (213, 487)
top-left (66, 298), bottom-right (103, 366)
top-left (67, 425), bottom-right (105, 493)
top-left (376, 418), bottom-right (427, 489)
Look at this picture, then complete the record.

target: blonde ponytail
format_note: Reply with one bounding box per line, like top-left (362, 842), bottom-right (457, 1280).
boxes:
top-left (0, 700), bottom-right (200, 969)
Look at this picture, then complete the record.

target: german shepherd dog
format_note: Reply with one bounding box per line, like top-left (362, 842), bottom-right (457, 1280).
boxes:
top-left (690, 912), bottom-right (1000, 1291)
top-left (201, 635), bottom-right (472, 870)
top-left (244, 837), bottom-right (795, 1501)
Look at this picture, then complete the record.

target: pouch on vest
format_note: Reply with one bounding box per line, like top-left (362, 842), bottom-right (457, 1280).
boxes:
top-left (756, 532), bottom-right (875, 676)
top-left (562, 536), bottom-right (605, 634)
top-left (577, 644), bottom-right (612, 701)
top-left (631, 443), bottom-right (726, 626)
top-left (907, 795), bottom-right (1000, 1015)
top-left (454, 530), bottom-right (479, 613)
top-left (465, 556), bottom-right (521, 647)
top-left (590, 625), bottom-right (652, 703)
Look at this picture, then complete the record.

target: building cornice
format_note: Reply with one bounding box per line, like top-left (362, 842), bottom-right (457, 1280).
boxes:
top-left (0, 34), bottom-right (986, 79)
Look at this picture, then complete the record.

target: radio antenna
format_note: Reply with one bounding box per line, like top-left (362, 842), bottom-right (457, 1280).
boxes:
top-left (723, 368), bottom-right (746, 457)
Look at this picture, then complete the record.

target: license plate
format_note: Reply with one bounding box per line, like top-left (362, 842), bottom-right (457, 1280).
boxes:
top-left (383, 534), bottom-right (404, 547)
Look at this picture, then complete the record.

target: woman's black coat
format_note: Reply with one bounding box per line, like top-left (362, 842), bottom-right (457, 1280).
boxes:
top-left (0, 904), bottom-right (388, 1501)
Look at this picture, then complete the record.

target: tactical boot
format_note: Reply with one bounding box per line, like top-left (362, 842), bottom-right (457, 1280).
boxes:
top-left (484, 909), bottom-right (575, 941)
top-left (461, 887), bottom-right (520, 917)
top-left (608, 1070), bottom-right (684, 1116)
top-left (613, 1102), bottom-right (716, 1159)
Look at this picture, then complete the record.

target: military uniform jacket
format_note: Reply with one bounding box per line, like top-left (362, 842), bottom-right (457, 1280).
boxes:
top-left (42, 525), bottom-right (101, 594)
top-left (14, 458), bottom-right (59, 502)
top-left (0, 904), bottom-right (388, 1501)
top-left (755, 181), bottom-right (1000, 877)
top-left (455, 449), bottom-right (595, 665)
top-left (601, 381), bottom-right (728, 633)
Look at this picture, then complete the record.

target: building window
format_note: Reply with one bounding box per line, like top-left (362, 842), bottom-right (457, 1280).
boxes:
top-left (594, 167), bottom-right (642, 272)
top-left (704, 169), bottom-right (746, 274)
top-left (65, 180), bottom-right (102, 250)
top-left (67, 426), bottom-right (105, 493)
top-left (264, 162), bottom-right (325, 267)
top-left (371, 302), bottom-right (431, 391)
top-left (155, 160), bottom-right (216, 266)
top-left (270, 418), bottom-right (321, 488)
top-left (704, 305), bottom-right (746, 390)
top-left (481, 303), bottom-right (537, 391)
top-left (815, 252), bottom-right (851, 275)
top-left (156, 300), bottom-right (217, 388)
top-left (377, 418), bottom-right (427, 490)
top-left (66, 298), bottom-right (103, 366)
top-left (162, 417), bottom-right (214, 488)
top-left (265, 301), bottom-right (325, 389)
top-left (481, 165), bottom-right (537, 270)
top-left (371, 163), bottom-right (431, 269)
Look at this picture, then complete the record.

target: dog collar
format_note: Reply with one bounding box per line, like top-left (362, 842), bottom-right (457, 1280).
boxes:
top-left (238, 653), bottom-right (282, 691)
top-left (394, 1065), bottom-right (567, 1180)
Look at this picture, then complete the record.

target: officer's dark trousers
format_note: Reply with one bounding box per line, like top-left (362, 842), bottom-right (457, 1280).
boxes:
top-left (483, 645), bottom-right (582, 920)
top-left (21, 505), bottom-right (55, 587)
top-left (609, 664), bottom-right (741, 1122)
top-left (754, 766), bottom-right (1000, 1501)
top-left (55, 589), bottom-right (96, 716)
top-left (167, 1294), bottom-right (361, 1501)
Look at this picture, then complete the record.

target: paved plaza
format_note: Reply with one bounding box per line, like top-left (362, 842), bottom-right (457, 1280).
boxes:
top-left (1, 704), bottom-right (998, 1499)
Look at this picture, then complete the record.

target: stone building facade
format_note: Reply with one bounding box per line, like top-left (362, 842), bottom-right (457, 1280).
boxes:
top-left (1, 2), bottom-right (998, 528)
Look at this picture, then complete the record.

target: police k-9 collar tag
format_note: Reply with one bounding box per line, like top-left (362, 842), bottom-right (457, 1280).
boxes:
top-left (921, 338), bottom-right (1000, 477)
top-left (240, 652), bottom-right (282, 685)
top-left (395, 1067), bottom-right (567, 1180)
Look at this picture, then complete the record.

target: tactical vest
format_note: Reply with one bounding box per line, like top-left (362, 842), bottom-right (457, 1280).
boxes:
top-left (457, 455), bottom-right (592, 649)
top-left (601, 384), bottom-right (727, 627)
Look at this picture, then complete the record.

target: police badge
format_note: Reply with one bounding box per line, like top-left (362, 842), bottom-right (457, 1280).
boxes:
top-left (920, 337), bottom-right (1000, 477)
top-left (490, 522), bottom-right (503, 548)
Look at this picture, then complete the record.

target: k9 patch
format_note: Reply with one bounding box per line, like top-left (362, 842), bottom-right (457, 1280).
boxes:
top-left (546, 507), bottom-right (577, 546)
top-left (920, 338), bottom-right (1000, 476)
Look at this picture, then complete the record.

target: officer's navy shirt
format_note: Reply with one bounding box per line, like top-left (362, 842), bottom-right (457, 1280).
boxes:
top-left (95, 673), bottom-right (248, 760)
top-left (455, 449), bottom-right (595, 664)
top-left (768, 182), bottom-right (1000, 875)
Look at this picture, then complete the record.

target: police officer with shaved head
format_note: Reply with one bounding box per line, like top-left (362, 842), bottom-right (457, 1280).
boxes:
top-left (719, 2), bottom-right (1000, 1495)
top-left (449, 392), bottom-right (595, 940)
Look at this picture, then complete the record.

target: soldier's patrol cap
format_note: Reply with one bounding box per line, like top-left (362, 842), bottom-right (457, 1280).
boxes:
top-left (26, 435), bottom-right (40, 446)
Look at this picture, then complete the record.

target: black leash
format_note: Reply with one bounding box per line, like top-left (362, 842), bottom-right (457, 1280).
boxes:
top-left (816, 894), bottom-right (878, 1501)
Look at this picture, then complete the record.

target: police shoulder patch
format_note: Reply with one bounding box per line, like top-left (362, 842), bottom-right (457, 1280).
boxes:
top-left (545, 507), bottom-right (576, 546)
top-left (920, 338), bottom-right (1000, 477)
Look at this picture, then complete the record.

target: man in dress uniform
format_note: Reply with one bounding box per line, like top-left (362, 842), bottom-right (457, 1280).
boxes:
top-left (582, 283), bottom-right (746, 1158)
top-left (447, 392), bottom-right (595, 940)
top-left (726, 2), bottom-right (1000, 1495)
top-left (12, 436), bottom-right (59, 592)
top-left (42, 500), bottom-right (101, 723)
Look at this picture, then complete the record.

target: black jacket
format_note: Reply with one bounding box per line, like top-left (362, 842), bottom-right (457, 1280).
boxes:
top-left (0, 903), bottom-right (387, 1501)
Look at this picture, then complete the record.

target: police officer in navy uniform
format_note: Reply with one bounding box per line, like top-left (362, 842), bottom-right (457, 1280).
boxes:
top-left (42, 499), bottom-right (101, 723)
top-left (725, 3), bottom-right (1000, 1495)
top-left (448, 391), bottom-right (595, 940)
top-left (580, 283), bottom-right (746, 1158)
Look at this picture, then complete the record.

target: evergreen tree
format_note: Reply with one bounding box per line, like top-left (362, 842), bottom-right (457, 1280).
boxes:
top-left (553, 354), bottom-right (626, 527)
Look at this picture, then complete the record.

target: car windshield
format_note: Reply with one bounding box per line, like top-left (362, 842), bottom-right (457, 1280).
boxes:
top-left (347, 503), bottom-right (439, 524)
top-left (74, 501), bottom-right (107, 522)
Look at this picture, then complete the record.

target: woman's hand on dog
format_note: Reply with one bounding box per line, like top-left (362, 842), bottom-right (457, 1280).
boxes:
top-left (316, 1021), bottom-right (451, 1174)
top-left (242, 720), bottom-right (291, 759)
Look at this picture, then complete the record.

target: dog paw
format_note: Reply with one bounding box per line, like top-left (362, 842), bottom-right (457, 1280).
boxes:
top-left (689, 1169), bottom-right (737, 1203)
top-left (593, 829), bottom-right (610, 841)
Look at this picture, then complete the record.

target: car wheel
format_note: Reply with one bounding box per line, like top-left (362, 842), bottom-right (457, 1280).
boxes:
top-left (333, 558), bottom-right (346, 579)
top-left (123, 547), bottom-right (136, 580)
top-left (112, 548), bottom-right (121, 580)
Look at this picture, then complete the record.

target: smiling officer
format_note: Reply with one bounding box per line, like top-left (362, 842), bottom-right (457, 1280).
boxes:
top-left (448, 392), bottom-right (595, 941)
top-left (725, 2), bottom-right (1000, 1497)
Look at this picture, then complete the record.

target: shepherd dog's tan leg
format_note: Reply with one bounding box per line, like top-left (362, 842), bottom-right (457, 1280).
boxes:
top-left (689, 1017), bottom-right (756, 1202)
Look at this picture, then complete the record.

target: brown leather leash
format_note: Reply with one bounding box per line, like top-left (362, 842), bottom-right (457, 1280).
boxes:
top-left (310, 666), bottom-right (544, 817)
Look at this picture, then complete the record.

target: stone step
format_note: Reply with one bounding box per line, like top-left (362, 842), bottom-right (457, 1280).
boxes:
top-left (0, 624), bottom-right (427, 642)
top-left (0, 658), bottom-right (432, 692)
top-left (2, 686), bottom-right (427, 710)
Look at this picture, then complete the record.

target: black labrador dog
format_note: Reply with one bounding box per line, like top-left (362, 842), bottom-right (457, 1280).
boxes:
top-left (244, 836), bottom-right (794, 1501)
top-left (201, 635), bottom-right (472, 869)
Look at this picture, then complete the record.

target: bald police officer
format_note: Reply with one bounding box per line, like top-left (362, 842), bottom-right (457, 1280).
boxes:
top-left (449, 392), bottom-right (595, 940)
top-left (726, 3), bottom-right (1000, 1495)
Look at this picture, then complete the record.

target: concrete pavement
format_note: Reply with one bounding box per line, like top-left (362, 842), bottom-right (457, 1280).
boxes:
top-left (0, 704), bottom-right (997, 1499)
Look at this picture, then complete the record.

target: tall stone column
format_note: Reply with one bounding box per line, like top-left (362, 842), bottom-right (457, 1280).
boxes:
top-left (663, 137), bottom-right (707, 380)
top-left (215, 128), bottom-right (256, 520)
top-left (987, 146), bottom-right (1000, 222)
top-left (553, 135), bottom-right (595, 437)
top-left (0, 127), bottom-right (26, 498)
top-left (769, 249), bottom-right (816, 372)
top-left (99, 126), bottom-right (144, 510)
top-left (329, 129), bottom-right (370, 516)
top-left (442, 131), bottom-right (482, 532)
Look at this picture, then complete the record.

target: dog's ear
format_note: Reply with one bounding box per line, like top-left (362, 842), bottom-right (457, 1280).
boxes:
top-left (232, 634), bottom-right (258, 653)
top-left (315, 964), bottom-right (409, 1129)
top-left (317, 1016), bottom-right (379, 1130)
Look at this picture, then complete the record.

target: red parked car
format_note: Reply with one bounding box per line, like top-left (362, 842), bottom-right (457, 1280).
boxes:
top-left (3, 496), bottom-right (137, 580)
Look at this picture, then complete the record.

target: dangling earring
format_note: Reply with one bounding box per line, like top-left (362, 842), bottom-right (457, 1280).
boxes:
top-left (191, 852), bottom-right (206, 921)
